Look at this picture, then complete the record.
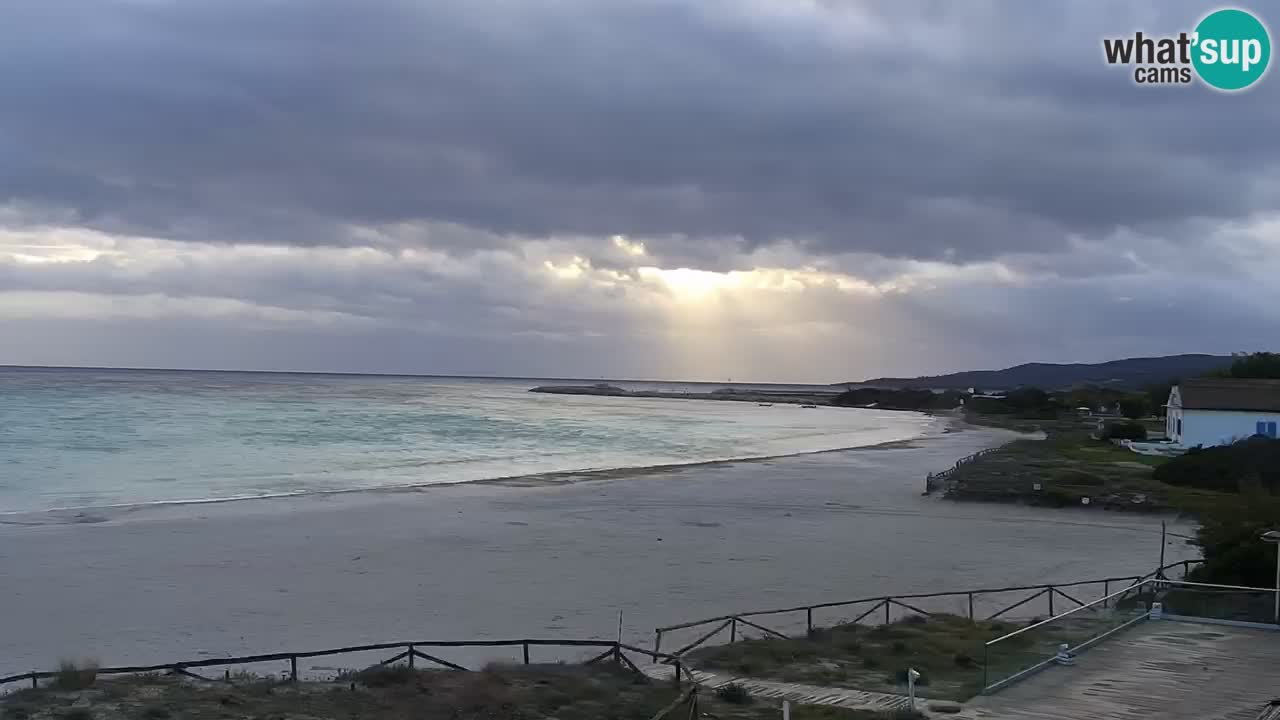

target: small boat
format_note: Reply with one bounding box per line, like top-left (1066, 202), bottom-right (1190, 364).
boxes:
top-left (757, 403), bottom-right (773, 407)
top-left (801, 404), bottom-right (819, 408)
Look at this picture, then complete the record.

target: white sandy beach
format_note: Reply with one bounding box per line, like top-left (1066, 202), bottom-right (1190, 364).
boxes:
top-left (0, 426), bottom-right (1197, 676)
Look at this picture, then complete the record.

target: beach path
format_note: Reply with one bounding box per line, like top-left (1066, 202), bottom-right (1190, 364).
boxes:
top-left (637, 662), bottom-right (913, 712)
top-left (964, 621), bottom-right (1280, 719)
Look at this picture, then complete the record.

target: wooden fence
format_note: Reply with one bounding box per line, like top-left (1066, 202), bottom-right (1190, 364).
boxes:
top-left (651, 559), bottom-right (1201, 658)
top-left (0, 638), bottom-right (698, 696)
top-left (924, 443), bottom-right (1008, 494)
top-left (1, 559), bottom-right (1202, 717)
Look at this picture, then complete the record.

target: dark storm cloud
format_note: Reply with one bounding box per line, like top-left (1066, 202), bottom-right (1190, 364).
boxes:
top-left (3, 0), bottom-right (1277, 263)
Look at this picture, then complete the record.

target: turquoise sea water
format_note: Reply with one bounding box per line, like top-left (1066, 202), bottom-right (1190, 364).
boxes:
top-left (0, 367), bottom-right (937, 513)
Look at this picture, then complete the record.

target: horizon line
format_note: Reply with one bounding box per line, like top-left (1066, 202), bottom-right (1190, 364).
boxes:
top-left (0, 363), bottom-right (847, 387)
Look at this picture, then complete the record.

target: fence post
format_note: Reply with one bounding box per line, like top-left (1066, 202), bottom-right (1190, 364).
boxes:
top-left (968, 593), bottom-right (974, 621)
top-left (1048, 587), bottom-right (1055, 616)
top-left (806, 607), bottom-right (813, 635)
top-left (729, 617), bottom-right (737, 643)
top-left (673, 659), bottom-right (683, 689)
top-left (523, 642), bottom-right (530, 665)
top-left (982, 643), bottom-right (988, 693)
top-left (654, 630), bottom-right (662, 655)
top-left (885, 599), bottom-right (890, 625)
top-left (408, 644), bottom-right (415, 669)
top-left (1103, 580), bottom-right (1109, 608)
top-left (31, 673), bottom-right (37, 689)
top-left (290, 656), bottom-right (298, 683)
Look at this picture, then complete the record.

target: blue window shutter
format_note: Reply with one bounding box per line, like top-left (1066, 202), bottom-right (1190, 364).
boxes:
top-left (1259, 421), bottom-right (1267, 436)
top-left (1269, 421), bottom-right (1278, 438)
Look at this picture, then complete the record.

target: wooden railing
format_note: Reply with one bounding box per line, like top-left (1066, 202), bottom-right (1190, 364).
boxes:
top-left (652, 560), bottom-right (1201, 658)
top-left (924, 443), bottom-right (1009, 493)
top-left (0, 638), bottom-right (698, 693)
top-left (1, 558), bottom-right (1202, 715)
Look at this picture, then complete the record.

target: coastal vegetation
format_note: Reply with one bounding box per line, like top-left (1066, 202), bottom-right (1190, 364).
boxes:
top-left (1151, 437), bottom-right (1280, 588)
top-left (1099, 420), bottom-right (1147, 441)
top-left (830, 388), bottom-right (962, 411)
top-left (1148, 352), bottom-right (1280, 588)
top-left (1206, 351), bottom-right (1280, 379)
top-left (1187, 495), bottom-right (1280, 588)
top-left (1154, 437), bottom-right (1280, 494)
top-left (0, 663), bottom-right (891, 720)
top-left (687, 614), bottom-right (998, 700)
top-left (685, 611), bottom-right (1121, 702)
top-left (950, 351), bottom-right (1280, 591)
top-left (942, 423), bottom-right (1182, 510)
top-left (949, 352), bottom-right (1280, 512)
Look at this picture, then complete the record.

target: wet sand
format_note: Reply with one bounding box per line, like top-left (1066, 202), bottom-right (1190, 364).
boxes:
top-left (0, 426), bottom-right (1197, 675)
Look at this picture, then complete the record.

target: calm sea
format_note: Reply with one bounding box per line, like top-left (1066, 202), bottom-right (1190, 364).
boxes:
top-left (0, 367), bottom-right (938, 513)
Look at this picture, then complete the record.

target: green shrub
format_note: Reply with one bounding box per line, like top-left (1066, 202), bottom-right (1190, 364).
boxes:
top-left (1100, 420), bottom-right (1146, 441)
top-left (1054, 469), bottom-right (1104, 486)
top-left (1188, 495), bottom-right (1280, 586)
top-left (1040, 486), bottom-right (1079, 507)
top-left (53, 660), bottom-right (98, 691)
top-left (714, 682), bottom-right (752, 705)
top-left (1154, 436), bottom-right (1280, 493)
top-left (834, 636), bottom-right (861, 653)
top-left (832, 388), bottom-right (965, 411)
top-left (353, 664), bottom-right (415, 688)
top-left (1119, 396), bottom-right (1150, 419)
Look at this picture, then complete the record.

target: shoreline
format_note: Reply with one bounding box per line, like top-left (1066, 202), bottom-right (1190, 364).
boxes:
top-left (529, 382), bottom-right (959, 413)
top-left (0, 423), bottom-right (1195, 674)
top-left (0, 415), bottom-right (958, 525)
top-left (529, 383), bottom-right (842, 407)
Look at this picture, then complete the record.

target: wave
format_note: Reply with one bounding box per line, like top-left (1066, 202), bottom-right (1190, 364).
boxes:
top-left (0, 430), bottom-right (945, 523)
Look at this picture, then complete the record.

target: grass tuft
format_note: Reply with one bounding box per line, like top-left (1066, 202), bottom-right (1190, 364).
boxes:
top-left (351, 664), bottom-right (416, 688)
top-left (714, 682), bottom-right (752, 705)
top-left (53, 660), bottom-right (98, 691)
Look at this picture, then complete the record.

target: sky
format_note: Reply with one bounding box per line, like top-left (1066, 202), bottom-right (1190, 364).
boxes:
top-left (1, 1), bottom-right (1278, 383)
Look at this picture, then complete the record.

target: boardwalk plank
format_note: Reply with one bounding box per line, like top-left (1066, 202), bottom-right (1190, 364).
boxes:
top-left (966, 621), bottom-right (1280, 720)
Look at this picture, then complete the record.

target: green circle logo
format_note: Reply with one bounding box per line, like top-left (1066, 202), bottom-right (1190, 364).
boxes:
top-left (1193, 8), bottom-right (1271, 91)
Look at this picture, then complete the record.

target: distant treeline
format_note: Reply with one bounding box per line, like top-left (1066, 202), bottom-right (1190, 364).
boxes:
top-left (834, 352), bottom-right (1280, 419)
top-left (830, 387), bottom-right (963, 411)
top-left (962, 382), bottom-right (1198, 420)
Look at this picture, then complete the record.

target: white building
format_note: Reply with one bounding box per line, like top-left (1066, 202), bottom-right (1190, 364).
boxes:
top-left (1166, 378), bottom-right (1280, 447)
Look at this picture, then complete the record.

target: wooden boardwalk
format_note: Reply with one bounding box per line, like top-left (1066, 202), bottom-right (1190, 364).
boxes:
top-left (964, 621), bottom-right (1280, 720)
top-left (637, 663), bottom-right (911, 712)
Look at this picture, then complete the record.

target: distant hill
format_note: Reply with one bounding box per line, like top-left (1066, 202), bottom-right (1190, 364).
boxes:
top-left (846, 354), bottom-right (1233, 391)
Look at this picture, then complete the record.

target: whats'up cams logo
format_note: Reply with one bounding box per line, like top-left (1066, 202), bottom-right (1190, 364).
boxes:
top-left (1103, 7), bottom-right (1271, 91)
